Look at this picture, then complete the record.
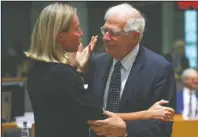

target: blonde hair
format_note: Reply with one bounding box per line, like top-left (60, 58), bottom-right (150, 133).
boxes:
top-left (25, 3), bottom-right (76, 64)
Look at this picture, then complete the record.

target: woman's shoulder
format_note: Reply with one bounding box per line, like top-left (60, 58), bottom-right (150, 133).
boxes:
top-left (48, 63), bottom-right (81, 83)
top-left (49, 62), bottom-right (76, 75)
top-left (28, 59), bottom-right (75, 76)
top-left (28, 59), bottom-right (79, 82)
top-left (29, 59), bottom-right (74, 71)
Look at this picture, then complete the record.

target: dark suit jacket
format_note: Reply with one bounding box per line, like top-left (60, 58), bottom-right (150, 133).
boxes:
top-left (27, 60), bottom-right (104, 137)
top-left (87, 46), bottom-right (176, 137)
top-left (176, 89), bottom-right (198, 114)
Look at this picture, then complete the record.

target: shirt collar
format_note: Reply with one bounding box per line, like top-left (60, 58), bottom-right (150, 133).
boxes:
top-left (113, 44), bottom-right (140, 71)
top-left (184, 87), bottom-right (196, 94)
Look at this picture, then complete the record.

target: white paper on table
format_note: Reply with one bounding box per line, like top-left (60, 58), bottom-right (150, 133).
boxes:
top-left (24, 112), bottom-right (34, 124)
top-left (15, 113), bottom-right (34, 128)
top-left (84, 84), bottom-right (88, 89)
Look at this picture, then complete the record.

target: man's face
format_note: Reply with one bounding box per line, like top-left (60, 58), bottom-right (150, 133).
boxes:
top-left (185, 73), bottom-right (198, 90)
top-left (58, 14), bottom-right (83, 52)
top-left (102, 15), bottom-right (139, 60)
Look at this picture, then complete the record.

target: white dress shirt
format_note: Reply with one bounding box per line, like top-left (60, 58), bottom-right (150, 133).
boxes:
top-left (182, 87), bottom-right (198, 120)
top-left (103, 44), bottom-right (140, 109)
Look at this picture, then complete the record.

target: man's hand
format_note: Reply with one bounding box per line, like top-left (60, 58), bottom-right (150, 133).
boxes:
top-left (88, 111), bottom-right (126, 137)
top-left (75, 36), bottom-right (98, 73)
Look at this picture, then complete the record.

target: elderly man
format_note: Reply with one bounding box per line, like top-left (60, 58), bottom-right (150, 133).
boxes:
top-left (87, 3), bottom-right (176, 137)
top-left (176, 68), bottom-right (198, 120)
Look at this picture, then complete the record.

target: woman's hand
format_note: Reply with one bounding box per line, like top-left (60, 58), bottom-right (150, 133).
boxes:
top-left (147, 100), bottom-right (175, 121)
top-left (75, 36), bottom-right (98, 73)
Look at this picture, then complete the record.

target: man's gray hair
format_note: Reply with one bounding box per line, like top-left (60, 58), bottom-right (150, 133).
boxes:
top-left (104, 3), bottom-right (145, 40)
top-left (182, 68), bottom-right (198, 79)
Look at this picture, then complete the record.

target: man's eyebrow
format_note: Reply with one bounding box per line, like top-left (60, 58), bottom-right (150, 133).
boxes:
top-left (104, 27), bottom-right (121, 32)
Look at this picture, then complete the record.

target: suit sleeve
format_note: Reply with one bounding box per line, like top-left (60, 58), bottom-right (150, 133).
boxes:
top-left (126, 64), bottom-right (176, 137)
top-left (53, 64), bottom-right (103, 120)
top-left (176, 92), bottom-right (183, 114)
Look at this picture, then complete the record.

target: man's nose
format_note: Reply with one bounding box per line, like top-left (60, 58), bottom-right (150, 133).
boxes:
top-left (103, 32), bottom-right (111, 41)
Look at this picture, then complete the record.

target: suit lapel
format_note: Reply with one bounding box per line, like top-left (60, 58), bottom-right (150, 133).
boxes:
top-left (119, 64), bottom-right (142, 111)
top-left (180, 90), bottom-right (184, 113)
top-left (196, 91), bottom-right (198, 98)
top-left (119, 46), bottom-right (145, 111)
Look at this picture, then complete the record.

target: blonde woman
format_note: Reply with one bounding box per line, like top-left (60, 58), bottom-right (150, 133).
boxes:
top-left (25, 3), bottom-right (101, 137)
top-left (25, 3), bottom-right (174, 137)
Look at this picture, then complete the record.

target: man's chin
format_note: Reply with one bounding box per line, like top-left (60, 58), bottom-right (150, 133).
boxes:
top-left (105, 48), bottom-right (114, 56)
top-left (105, 46), bottom-right (114, 52)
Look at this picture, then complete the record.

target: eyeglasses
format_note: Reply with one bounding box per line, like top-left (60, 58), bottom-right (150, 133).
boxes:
top-left (100, 19), bottom-right (143, 37)
top-left (100, 27), bottom-right (132, 37)
top-left (100, 27), bottom-right (130, 36)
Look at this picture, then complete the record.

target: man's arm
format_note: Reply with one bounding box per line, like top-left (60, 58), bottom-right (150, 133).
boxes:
top-left (126, 64), bottom-right (176, 137)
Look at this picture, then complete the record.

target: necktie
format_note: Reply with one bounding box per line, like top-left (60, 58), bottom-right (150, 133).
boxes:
top-left (106, 61), bottom-right (122, 112)
top-left (188, 92), bottom-right (193, 118)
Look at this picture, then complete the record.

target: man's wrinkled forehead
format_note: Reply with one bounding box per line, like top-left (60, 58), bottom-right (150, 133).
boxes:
top-left (106, 13), bottom-right (131, 22)
top-left (104, 15), bottom-right (129, 30)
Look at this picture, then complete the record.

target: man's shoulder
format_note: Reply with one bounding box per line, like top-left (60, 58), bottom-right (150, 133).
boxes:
top-left (92, 52), bottom-right (109, 62)
top-left (177, 89), bottom-right (184, 95)
top-left (142, 46), bottom-right (171, 69)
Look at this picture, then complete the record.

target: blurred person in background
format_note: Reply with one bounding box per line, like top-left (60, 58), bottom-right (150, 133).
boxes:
top-left (2, 42), bottom-right (25, 77)
top-left (164, 40), bottom-right (189, 77)
top-left (176, 68), bottom-right (198, 120)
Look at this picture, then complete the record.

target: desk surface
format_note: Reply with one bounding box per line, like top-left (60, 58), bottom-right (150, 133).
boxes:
top-left (1, 122), bottom-right (34, 137)
top-left (2, 77), bottom-right (25, 83)
top-left (1, 122), bottom-right (18, 136)
top-left (2, 77), bottom-right (26, 87)
top-left (172, 115), bottom-right (198, 137)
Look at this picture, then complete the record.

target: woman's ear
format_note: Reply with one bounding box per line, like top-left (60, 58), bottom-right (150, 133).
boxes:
top-left (56, 32), bottom-right (67, 45)
top-left (56, 32), bottom-right (63, 44)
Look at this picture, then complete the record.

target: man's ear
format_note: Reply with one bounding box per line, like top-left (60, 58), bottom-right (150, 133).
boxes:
top-left (133, 32), bottom-right (140, 39)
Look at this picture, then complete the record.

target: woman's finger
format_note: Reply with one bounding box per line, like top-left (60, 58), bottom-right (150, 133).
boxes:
top-left (88, 36), bottom-right (98, 53)
top-left (156, 100), bottom-right (169, 106)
